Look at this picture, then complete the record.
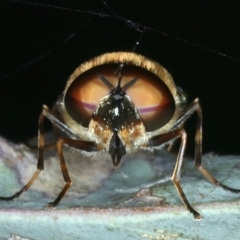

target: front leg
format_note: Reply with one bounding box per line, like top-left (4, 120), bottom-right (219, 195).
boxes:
top-left (47, 137), bottom-right (97, 207)
top-left (0, 105), bottom-right (97, 207)
top-left (150, 129), bottom-right (202, 219)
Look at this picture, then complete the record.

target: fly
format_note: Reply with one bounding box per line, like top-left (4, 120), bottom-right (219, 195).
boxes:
top-left (1, 52), bottom-right (239, 219)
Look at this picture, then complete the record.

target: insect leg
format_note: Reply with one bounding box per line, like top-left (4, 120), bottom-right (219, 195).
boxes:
top-left (47, 138), bottom-right (97, 207)
top-left (193, 101), bottom-right (240, 193)
top-left (172, 98), bottom-right (240, 193)
top-left (166, 98), bottom-right (201, 152)
top-left (0, 108), bottom-right (46, 201)
top-left (150, 129), bottom-right (202, 219)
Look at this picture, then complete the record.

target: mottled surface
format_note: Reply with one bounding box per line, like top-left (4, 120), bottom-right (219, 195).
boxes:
top-left (0, 136), bottom-right (240, 239)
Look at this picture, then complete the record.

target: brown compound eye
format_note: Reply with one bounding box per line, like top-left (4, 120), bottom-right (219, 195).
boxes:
top-left (65, 64), bottom-right (175, 131)
top-left (65, 65), bottom-right (113, 127)
top-left (123, 65), bottom-right (175, 132)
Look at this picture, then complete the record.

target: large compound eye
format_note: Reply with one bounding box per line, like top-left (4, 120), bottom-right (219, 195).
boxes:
top-left (123, 65), bottom-right (175, 131)
top-left (65, 65), bottom-right (116, 127)
top-left (65, 63), bottom-right (175, 131)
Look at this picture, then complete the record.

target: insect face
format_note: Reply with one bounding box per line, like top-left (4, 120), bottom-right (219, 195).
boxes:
top-left (60, 52), bottom-right (181, 165)
top-left (1, 52), bottom-right (240, 219)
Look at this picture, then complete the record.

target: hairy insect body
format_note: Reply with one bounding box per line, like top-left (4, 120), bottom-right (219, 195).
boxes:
top-left (1, 52), bottom-right (240, 219)
top-left (93, 89), bottom-right (148, 157)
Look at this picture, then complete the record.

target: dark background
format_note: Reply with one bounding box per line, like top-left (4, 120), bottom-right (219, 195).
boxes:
top-left (0, 0), bottom-right (240, 156)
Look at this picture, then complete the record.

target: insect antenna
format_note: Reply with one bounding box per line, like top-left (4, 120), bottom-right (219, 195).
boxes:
top-left (98, 74), bottom-right (114, 90)
top-left (114, 63), bottom-right (139, 90)
top-left (122, 77), bottom-right (139, 91)
top-left (98, 63), bottom-right (138, 92)
top-left (116, 63), bottom-right (124, 88)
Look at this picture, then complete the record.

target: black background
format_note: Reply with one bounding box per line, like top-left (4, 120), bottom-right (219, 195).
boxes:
top-left (0, 0), bottom-right (240, 156)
